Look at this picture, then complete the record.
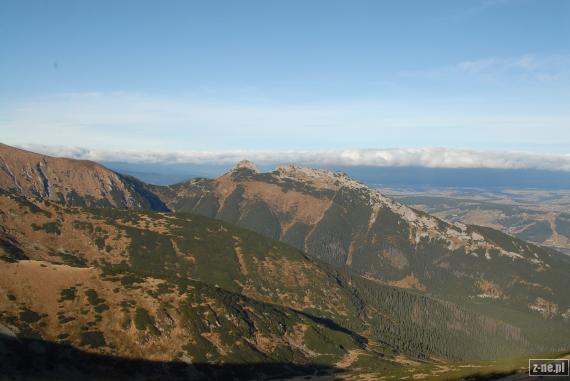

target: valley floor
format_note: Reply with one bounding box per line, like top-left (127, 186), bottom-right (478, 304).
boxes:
top-left (276, 353), bottom-right (570, 381)
top-left (382, 187), bottom-right (570, 255)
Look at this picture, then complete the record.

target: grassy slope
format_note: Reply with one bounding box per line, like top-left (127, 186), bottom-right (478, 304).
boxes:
top-left (1, 191), bottom-right (563, 374)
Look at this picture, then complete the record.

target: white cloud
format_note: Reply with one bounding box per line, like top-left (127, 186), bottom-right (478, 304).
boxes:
top-left (459, 55), bottom-right (536, 74)
top-left (17, 144), bottom-right (570, 172)
top-left (458, 54), bottom-right (570, 77)
top-left (402, 54), bottom-right (570, 85)
top-left (459, 58), bottom-right (500, 74)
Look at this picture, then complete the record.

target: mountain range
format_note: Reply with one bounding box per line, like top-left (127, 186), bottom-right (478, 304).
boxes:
top-left (150, 161), bottom-right (570, 319)
top-left (1, 143), bottom-right (569, 380)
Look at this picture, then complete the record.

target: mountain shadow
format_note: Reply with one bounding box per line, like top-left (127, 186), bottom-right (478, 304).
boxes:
top-left (0, 334), bottom-right (343, 381)
top-left (297, 310), bottom-right (369, 347)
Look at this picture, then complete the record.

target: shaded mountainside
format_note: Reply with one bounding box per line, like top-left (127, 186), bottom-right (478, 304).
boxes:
top-left (1, 191), bottom-right (567, 379)
top-left (0, 333), bottom-right (341, 381)
top-left (151, 162), bottom-right (570, 321)
top-left (0, 143), bottom-right (168, 211)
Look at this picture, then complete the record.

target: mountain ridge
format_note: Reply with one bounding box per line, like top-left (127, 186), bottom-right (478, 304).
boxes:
top-left (1, 143), bottom-right (570, 379)
top-left (2, 143), bottom-right (567, 320)
top-left (1, 190), bottom-right (548, 368)
top-left (151, 161), bottom-right (570, 320)
top-left (0, 143), bottom-right (168, 211)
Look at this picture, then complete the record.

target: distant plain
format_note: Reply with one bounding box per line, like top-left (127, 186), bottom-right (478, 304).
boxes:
top-left (383, 187), bottom-right (570, 255)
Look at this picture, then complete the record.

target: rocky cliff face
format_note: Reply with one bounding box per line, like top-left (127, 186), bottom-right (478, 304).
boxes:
top-left (153, 163), bottom-right (570, 319)
top-left (0, 143), bottom-right (168, 210)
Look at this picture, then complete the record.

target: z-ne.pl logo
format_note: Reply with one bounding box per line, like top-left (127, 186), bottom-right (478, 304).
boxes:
top-left (529, 359), bottom-right (569, 377)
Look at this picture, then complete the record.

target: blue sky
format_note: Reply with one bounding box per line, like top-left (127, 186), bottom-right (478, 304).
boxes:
top-left (1, 0), bottom-right (569, 165)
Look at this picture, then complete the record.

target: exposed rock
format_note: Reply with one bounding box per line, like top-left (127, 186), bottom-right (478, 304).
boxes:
top-left (0, 143), bottom-right (168, 211)
top-left (233, 160), bottom-right (258, 172)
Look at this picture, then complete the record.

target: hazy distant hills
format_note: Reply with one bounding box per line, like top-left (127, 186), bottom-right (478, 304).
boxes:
top-left (1, 144), bottom-right (570, 379)
top-left (102, 160), bottom-right (570, 189)
top-left (102, 161), bottom-right (199, 185)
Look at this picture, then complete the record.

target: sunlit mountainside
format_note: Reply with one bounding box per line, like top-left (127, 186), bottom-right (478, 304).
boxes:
top-left (1, 144), bottom-right (569, 380)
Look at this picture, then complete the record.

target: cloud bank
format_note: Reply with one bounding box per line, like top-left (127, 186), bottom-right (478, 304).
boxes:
top-left (17, 144), bottom-right (570, 172)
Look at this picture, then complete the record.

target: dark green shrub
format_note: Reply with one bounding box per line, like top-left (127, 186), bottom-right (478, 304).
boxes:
top-left (85, 289), bottom-right (105, 306)
top-left (31, 222), bottom-right (61, 235)
top-left (19, 308), bottom-right (41, 323)
top-left (59, 287), bottom-right (77, 301)
top-left (72, 220), bottom-right (94, 233)
top-left (94, 303), bottom-right (110, 313)
top-left (134, 307), bottom-right (160, 336)
top-left (80, 331), bottom-right (106, 348)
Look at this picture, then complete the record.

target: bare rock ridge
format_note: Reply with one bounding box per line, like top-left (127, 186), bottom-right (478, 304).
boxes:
top-left (275, 164), bottom-right (366, 190)
top-left (233, 159), bottom-right (258, 172)
top-left (0, 143), bottom-right (168, 210)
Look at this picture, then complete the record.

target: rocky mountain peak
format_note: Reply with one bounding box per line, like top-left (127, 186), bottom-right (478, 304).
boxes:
top-left (233, 160), bottom-right (258, 172)
top-left (276, 164), bottom-right (365, 189)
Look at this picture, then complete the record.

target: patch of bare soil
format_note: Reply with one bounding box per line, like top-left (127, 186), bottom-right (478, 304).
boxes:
top-left (388, 274), bottom-right (426, 292)
top-left (253, 332), bottom-right (281, 353)
top-left (529, 297), bottom-right (559, 317)
top-left (477, 279), bottom-right (504, 299)
top-left (393, 355), bottom-right (422, 368)
top-left (336, 349), bottom-right (366, 369)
